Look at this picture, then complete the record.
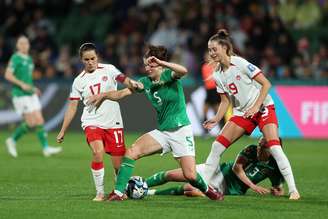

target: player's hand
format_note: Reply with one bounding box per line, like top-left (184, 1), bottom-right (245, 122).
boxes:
top-left (251, 185), bottom-right (270, 195)
top-left (56, 131), bottom-right (65, 143)
top-left (129, 80), bottom-right (144, 91)
top-left (203, 117), bottom-right (219, 130)
top-left (146, 56), bottom-right (162, 67)
top-left (271, 187), bottom-right (284, 196)
top-left (244, 105), bottom-right (260, 118)
top-left (21, 83), bottom-right (33, 92)
top-left (87, 93), bottom-right (105, 108)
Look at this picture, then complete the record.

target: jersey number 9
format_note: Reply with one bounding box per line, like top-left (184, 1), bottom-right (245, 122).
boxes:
top-left (228, 83), bottom-right (238, 95)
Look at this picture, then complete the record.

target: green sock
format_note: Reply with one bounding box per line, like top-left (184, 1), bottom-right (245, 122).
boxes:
top-left (189, 173), bottom-right (208, 193)
top-left (154, 185), bottom-right (184, 195)
top-left (145, 171), bottom-right (167, 187)
top-left (115, 157), bottom-right (136, 193)
top-left (12, 122), bottom-right (30, 141)
top-left (36, 125), bottom-right (48, 149)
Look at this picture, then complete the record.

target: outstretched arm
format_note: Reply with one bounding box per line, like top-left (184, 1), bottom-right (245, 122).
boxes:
top-left (232, 156), bottom-right (270, 195)
top-left (86, 88), bottom-right (133, 108)
top-left (147, 56), bottom-right (188, 78)
top-left (203, 93), bottom-right (230, 130)
top-left (56, 100), bottom-right (79, 143)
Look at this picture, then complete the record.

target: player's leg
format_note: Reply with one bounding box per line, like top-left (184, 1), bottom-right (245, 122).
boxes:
top-left (146, 168), bottom-right (186, 187)
top-left (110, 133), bottom-right (162, 200)
top-left (89, 139), bottom-right (106, 201)
top-left (205, 119), bottom-right (247, 174)
top-left (261, 124), bottom-right (300, 200)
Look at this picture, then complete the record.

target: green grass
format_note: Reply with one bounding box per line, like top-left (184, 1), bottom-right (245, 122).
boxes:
top-left (0, 132), bottom-right (327, 219)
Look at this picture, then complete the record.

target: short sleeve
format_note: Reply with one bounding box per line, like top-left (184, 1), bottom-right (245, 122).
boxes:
top-left (106, 64), bottom-right (123, 79)
top-left (213, 72), bottom-right (226, 94)
top-left (69, 79), bottom-right (82, 100)
top-left (8, 55), bottom-right (19, 72)
top-left (237, 57), bottom-right (262, 79)
top-left (216, 83), bottom-right (225, 94)
top-left (160, 68), bottom-right (175, 83)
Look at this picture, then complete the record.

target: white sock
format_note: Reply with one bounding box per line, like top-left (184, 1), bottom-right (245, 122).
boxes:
top-left (204, 141), bottom-right (226, 177)
top-left (91, 168), bottom-right (105, 195)
top-left (270, 145), bottom-right (298, 194)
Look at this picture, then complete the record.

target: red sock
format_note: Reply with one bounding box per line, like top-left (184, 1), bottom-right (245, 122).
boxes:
top-left (91, 161), bottom-right (104, 170)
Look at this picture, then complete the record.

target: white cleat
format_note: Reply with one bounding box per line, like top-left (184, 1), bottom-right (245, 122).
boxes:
top-left (43, 146), bottom-right (62, 157)
top-left (92, 194), bottom-right (105, 202)
top-left (147, 189), bottom-right (156, 196)
top-left (6, 138), bottom-right (18, 158)
top-left (289, 191), bottom-right (301, 200)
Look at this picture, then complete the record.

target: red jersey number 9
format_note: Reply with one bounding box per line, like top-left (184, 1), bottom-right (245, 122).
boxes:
top-left (228, 83), bottom-right (238, 95)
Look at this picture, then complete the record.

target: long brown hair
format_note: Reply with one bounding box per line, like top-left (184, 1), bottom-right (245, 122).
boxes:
top-left (144, 45), bottom-right (168, 61)
top-left (209, 29), bottom-right (234, 56)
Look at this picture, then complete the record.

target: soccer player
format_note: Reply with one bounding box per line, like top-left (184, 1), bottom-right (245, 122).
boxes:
top-left (146, 137), bottom-right (285, 197)
top-left (4, 35), bottom-right (62, 157)
top-left (87, 45), bottom-right (223, 201)
top-left (56, 43), bottom-right (142, 201)
top-left (203, 29), bottom-right (300, 200)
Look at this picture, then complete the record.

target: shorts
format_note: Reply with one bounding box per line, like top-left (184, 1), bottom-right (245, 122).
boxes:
top-left (196, 163), bottom-right (226, 194)
top-left (12, 94), bottom-right (41, 115)
top-left (205, 89), bottom-right (220, 105)
top-left (230, 105), bottom-right (278, 135)
top-left (84, 126), bottom-right (126, 156)
top-left (148, 125), bottom-right (195, 158)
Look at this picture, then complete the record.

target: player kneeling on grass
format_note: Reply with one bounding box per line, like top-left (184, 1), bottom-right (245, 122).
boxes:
top-left (5, 35), bottom-right (62, 157)
top-left (146, 137), bottom-right (285, 198)
top-left (56, 43), bottom-right (143, 201)
top-left (87, 45), bottom-right (223, 201)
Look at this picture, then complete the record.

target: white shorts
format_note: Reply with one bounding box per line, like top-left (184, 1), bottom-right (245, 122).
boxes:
top-left (196, 163), bottom-right (226, 194)
top-left (148, 125), bottom-right (195, 158)
top-left (12, 94), bottom-right (41, 115)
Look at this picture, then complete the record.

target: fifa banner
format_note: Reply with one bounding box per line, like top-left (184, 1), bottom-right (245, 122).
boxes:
top-left (0, 83), bottom-right (327, 138)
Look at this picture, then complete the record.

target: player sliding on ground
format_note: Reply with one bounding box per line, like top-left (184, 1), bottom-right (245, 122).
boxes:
top-left (56, 43), bottom-right (143, 201)
top-left (87, 45), bottom-right (224, 201)
top-left (5, 35), bottom-right (62, 157)
top-left (146, 137), bottom-right (285, 197)
top-left (203, 29), bottom-right (300, 200)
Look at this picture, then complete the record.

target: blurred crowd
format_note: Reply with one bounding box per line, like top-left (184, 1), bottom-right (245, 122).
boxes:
top-left (0, 0), bottom-right (327, 82)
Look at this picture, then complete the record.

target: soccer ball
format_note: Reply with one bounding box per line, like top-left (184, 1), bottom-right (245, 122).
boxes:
top-left (126, 176), bottom-right (148, 199)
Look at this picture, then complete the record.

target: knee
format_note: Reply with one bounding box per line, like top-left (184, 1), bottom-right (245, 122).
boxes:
top-left (92, 149), bottom-right (103, 162)
top-left (165, 171), bottom-right (175, 181)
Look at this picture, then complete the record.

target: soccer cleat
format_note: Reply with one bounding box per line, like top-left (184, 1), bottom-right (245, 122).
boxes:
top-left (92, 194), bottom-right (105, 202)
top-left (6, 138), bottom-right (18, 158)
top-left (204, 186), bottom-right (224, 201)
top-left (184, 189), bottom-right (206, 197)
top-left (147, 189), bottom-right (156, 196)
top-left (107, 191), bottom-right (125, 201)
top-left (43, 146), bottom-right (63, 157)
top-left (289, 191), bottom-right (301, 200)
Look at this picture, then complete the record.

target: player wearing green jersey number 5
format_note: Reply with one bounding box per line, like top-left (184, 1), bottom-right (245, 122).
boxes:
top-left (4, 36), bottom-right (62, 157)
top-left (87, 45), bottom-right (223, 201)
top-left (146, 137), bottom-right (285, 198)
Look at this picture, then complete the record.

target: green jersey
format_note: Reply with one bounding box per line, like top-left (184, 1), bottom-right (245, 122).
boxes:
top-left (8, 52), bottom-right (34, 97)
top-left (221, 145), bottom-right (284, 195)
top-left (138, 68), bottom-right (191, 131)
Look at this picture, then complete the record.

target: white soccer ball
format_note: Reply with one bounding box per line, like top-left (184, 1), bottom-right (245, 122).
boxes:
top-left (126, 176), bottom-right (148, 199)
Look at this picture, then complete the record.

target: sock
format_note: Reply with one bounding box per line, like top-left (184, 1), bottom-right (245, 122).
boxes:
top-left (12, 122), bottom-right (30, 141)
top-left (270, 145), bottom-right (297, 194)
top-left (91, 161), bottom-right (105, 195)
top-left (114, 157), bottom-right (136, 195)
top-left (145, 171), bottom-right (167, 187)
top-left (204, 141), bottom-right (227, 178)
top-left (154, 185), bottom-right (185, 195)
top-left (189, 173), bottom-right (208, 193)
top-left (36, 125), bottom-right (48, 149)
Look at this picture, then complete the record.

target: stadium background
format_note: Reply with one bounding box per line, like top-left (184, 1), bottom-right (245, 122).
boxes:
top-left (0, 1), bottom-right (328, 219)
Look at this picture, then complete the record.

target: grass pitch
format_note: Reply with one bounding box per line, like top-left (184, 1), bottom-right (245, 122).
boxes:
top-left (0, 132), bottom-right (327, 219)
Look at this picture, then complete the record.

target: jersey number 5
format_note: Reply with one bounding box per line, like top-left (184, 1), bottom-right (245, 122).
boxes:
top-left (89, 83), bottom-right (101, 95)
top-left (228, 83), bottom-right (238, 95)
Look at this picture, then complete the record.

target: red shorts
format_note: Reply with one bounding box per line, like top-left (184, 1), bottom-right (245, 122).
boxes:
top-left (84, 126), bottom-right (126, 156)
top-left (229, 105), bottom-right (278, 135)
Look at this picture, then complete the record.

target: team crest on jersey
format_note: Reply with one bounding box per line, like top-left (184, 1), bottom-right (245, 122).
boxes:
top-left (102, 76), bottom-right (108, 81)
top-left (236, 75), bottom-right (241, 80)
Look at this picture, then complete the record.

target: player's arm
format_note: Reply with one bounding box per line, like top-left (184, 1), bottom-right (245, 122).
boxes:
top-left (244, 73), bottom-right (271, 118)
top-left (116, 74), bottom-right (144, 91)
top-left (86, 88), bottom-right (133, 108)
top-left (56, 100), bottom-right (79, 143)
top-left (4, 66), bottom-right (35, 92)
top-left (232, 155), bottom-right (270, 195)
top-left (147, 56), bottom-right (188, 79)
top-left (203, 93), bottom-right (230, 130)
